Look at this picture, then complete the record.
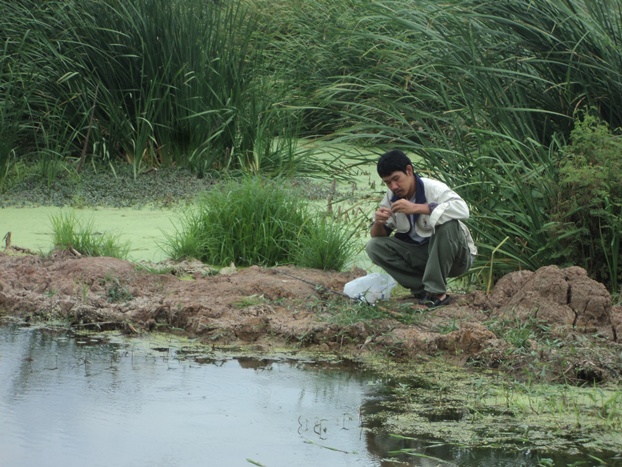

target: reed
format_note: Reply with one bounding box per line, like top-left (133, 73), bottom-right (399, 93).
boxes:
top-left (0, 0), bottom-right (303, 180)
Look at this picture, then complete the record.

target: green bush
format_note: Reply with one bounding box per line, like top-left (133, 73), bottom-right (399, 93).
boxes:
top-left (551, 114), bottom-right (622, 293)
top-left (163, 177), bottom-right (357, 270)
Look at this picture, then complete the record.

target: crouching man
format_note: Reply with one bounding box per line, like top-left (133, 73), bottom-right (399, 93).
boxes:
top-left (366, 149), bottom-right (477, 307)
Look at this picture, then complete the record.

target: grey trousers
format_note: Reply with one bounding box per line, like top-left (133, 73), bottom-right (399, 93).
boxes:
top-left (365, 220), bottom-right (471, 295)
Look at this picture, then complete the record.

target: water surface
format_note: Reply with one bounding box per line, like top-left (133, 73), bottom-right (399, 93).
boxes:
top-left (0, 207), bottom-right (176, 262)
top-left (0, 326), bottom-right (386, 467)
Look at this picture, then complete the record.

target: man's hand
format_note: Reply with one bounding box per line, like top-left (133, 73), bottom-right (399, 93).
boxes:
top-left (391, 199), bottom-right (430, 215)
top-left (370, 207), bottom-right (392, 237)
top-left (373, 206), bottom-right (392, 225)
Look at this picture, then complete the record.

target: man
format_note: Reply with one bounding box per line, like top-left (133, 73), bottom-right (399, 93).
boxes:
top-left (366, 149), bottom-right (477, 307)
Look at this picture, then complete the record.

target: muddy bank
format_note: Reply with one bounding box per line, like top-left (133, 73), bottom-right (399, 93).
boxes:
top-left (1, 250), bottom-right (621, 384)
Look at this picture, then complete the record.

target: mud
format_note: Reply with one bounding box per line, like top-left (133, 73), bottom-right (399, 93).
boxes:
top-left (1, 250), bottom-right (621, 384)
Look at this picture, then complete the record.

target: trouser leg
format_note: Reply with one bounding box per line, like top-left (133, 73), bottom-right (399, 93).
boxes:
top-left (366, 220), bottom-right (471, 296)
top-left (365, 236), bottom-right (429, 293)
top-left (422, 220), bottom-right (471, 295)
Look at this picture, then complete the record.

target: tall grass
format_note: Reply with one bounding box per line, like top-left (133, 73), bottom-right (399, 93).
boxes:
top-left (0, 0), bottom-right (305, 182)
top-left (163, 177), bottom-right (358, 270)
top-left (267, 0), bottom-right (622, 288)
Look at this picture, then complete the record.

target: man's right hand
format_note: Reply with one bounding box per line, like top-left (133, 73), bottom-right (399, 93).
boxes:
top-left (374, 207), bottom-right (392, 225)
top-left (370, 207), bottom-right (392, 237)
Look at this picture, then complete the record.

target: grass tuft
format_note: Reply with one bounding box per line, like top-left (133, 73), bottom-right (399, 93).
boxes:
top-left (50, 211), bottom-right (131, 259)
top-left (162, 177), bottom-right (358, 271)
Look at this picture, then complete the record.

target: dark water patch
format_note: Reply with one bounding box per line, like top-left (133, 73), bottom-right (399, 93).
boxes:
top-left (421, 407), bottom-right (466, 423)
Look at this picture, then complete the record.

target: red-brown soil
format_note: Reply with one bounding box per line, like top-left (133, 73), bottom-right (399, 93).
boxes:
top-left (2, 249), bottom-right (621, 383)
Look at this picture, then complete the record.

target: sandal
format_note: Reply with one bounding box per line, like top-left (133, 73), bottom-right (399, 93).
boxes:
top-left (419, 294), bottom-right (452, 308)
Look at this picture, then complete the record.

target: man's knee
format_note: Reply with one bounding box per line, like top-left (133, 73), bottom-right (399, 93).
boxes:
top-left (365, 237), bottom-right (383, 262)
top-left (434, 219), bottom-right (460, 238)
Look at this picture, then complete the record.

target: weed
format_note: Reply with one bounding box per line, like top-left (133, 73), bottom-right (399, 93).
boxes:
top-left (315, 297), bottom-right (389, 327)
top-left (435, 318), bottom-right (460, 335)
top-left (49, 211), bottom-right (131, 259)
top-left (100, 276), bottom-right (133, 303)
top-left (234, 295), bottom-right (267, 309)
top-left (485, 311), bottom-right (549, 351)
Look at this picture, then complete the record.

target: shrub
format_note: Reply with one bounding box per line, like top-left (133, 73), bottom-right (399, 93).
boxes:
top-left (550, 114), bottom-right (622, 293)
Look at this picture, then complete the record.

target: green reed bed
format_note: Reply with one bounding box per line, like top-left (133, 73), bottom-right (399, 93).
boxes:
top-left (0, 0), bottom-right (303, 182)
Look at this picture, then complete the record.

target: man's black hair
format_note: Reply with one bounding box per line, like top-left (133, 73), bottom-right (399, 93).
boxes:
top-left (377, 149), bottom-right (412, 177)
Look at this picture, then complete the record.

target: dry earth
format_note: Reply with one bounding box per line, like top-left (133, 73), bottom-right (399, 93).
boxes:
top-left (1, 249), bottom-right (621, 383)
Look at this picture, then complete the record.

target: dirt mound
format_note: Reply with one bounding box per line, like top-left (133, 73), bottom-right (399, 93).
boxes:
top-left (1, 251), bottom-right (621, 382)
top-left (490, 265), bottom-right (615, 338)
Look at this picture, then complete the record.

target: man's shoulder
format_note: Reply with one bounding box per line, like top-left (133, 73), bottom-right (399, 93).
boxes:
top-left (420, 177), bottom-right (450, 191)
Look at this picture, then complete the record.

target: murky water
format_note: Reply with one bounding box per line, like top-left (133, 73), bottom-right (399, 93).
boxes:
top-left (0, 326), bottom-right (390, 467)
top-left (1, 326), bottom-right (612, 467)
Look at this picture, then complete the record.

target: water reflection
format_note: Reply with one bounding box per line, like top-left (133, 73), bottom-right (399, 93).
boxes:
top-left (1, 326), bottom-right (613, 467)
top-left (1, 326), bottom-right (383, 467)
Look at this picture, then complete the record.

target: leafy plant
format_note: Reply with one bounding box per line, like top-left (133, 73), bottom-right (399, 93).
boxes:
top-left (550, 113), bottom-right (622, 293)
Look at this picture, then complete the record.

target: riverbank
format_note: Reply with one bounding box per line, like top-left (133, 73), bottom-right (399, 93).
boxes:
top-left (2, 249), bottom-right (622, 459)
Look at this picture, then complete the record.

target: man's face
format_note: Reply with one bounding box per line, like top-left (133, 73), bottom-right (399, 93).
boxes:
top-left (381, 165), bottom-right (415, 199)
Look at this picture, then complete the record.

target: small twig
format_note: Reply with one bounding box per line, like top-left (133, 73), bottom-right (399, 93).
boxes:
top-left (273, 270), bottom-right (350, 298)
top-left (69, 246), bottom-right (82, 257)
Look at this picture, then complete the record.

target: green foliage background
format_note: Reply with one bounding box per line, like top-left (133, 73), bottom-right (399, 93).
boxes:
top-left (2, 0), bottom-right (622, 288)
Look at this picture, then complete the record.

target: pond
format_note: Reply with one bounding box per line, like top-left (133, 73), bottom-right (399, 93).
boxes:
top-left (0, 325), bottom-right (601, 467)
top-left (1, 325), bottom-right (386, 467)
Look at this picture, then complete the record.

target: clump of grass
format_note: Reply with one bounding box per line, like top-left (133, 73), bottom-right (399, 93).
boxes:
top-left (101, 275), bottom-right (133, 303)
top-left (316, 299), bottom-right (388, 327)
top-left (292, 216), bottom-right (360, 271)
top-left (162, 177), bottom-right (358, 271)
top-left (50, 211), bottom-right (131, 259)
